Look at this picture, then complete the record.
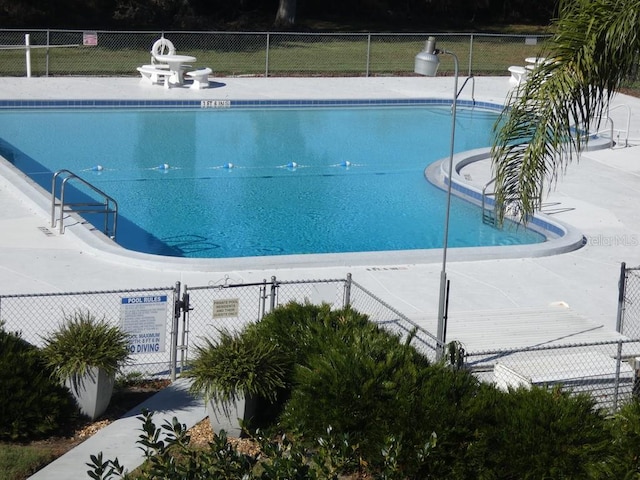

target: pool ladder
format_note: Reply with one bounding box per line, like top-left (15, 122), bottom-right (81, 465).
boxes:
top-left (51, 169), bottom-right (118, 238)
top-left (481, 177), bottom-right (498, 227)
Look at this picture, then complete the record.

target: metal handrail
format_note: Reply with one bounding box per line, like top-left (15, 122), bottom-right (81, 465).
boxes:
top-left (481, 176), bottom-right (497, 226)
top-left (595, 104), bottom-right (631, 148)
top-left (457, 75), bottom-right (475, 104)
top-left (51, 169), bottom-right (118, 238)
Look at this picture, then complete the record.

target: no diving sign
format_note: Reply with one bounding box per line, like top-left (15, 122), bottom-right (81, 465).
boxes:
top-left (120, 295), bottom-right (167, 354)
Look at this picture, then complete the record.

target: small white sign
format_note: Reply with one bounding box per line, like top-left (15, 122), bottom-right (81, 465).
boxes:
top-left (212, 298), bottom-right (240, 318)
top-left (120, 295), bottom-right (167, 354)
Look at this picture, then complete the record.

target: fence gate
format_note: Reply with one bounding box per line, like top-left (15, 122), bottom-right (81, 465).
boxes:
top-left (179, 279), bottom-right (274, 373)
top-left (617, 262), bottom-right (640, 337)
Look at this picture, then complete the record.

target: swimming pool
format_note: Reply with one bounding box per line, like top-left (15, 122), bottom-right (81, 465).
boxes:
top-left (0, 102), bottom-right (544, 258)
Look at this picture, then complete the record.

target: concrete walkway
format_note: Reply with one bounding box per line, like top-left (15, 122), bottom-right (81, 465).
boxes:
top-left (29, 379), bottom-right (206, 479)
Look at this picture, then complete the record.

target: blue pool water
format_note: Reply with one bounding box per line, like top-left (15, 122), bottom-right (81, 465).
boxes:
top-left (0, 104), bottom-right (544, 258)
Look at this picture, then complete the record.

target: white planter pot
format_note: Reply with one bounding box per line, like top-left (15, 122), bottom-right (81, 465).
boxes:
top-left (65, 367), bottom-right (115, 420)
top-left (207, 393), bottom-right (257, 438)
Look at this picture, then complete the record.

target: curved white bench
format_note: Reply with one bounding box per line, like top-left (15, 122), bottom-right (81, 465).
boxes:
top-left (137, 65), bottom-right (173, 89)
top-left (508, 65), bottom-right (528, 85)
top-left (186, 68), bottom-right (212, 89)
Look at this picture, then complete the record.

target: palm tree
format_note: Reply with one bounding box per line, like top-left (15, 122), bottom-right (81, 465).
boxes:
top-left (491, 0), bottom-right (640, 223)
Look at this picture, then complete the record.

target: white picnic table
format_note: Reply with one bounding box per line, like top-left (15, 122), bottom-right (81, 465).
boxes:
top-left (154, 54), bottom-right (197, 86)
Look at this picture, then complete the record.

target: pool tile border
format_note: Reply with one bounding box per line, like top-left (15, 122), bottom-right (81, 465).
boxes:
top-left (0, 98), bottom-right (501, 110)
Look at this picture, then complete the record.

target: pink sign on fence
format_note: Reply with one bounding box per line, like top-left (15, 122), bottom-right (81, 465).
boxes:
top-left (83, 32), bottom-right (98, 46)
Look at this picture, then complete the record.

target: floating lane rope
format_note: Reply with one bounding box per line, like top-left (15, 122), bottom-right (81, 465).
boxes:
top-left (275, 161), bottom-right (299, 170)
top-left (207, 162), bottom-right (236, 170)
top-left (81, 164), bottom-right (105, 172)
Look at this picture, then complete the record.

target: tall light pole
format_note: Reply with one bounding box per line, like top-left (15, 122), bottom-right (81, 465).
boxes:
top-left (414, 36), bottom-right (459, 359)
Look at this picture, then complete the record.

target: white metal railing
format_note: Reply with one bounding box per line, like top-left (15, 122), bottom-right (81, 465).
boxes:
top-left (51, 169), bottom-right (118, 237)
top-left (594, 104), bottom-right (632, 148)
top-left (0, 34), bottom-right (79, 77)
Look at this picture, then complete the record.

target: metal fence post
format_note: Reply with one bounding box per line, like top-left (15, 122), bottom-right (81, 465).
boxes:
top-left (265, 32), bottom-right (270, 77)
top-left (179, 290), bottom-right (191, 374)
top-left (614, 339), bottom-right (624, 411)
top-left (169, 281), bottom-right (181, 381)
top-left (46, 30), bottom-right (50, 76)
top-left (25, 34), bottom-right (31, 78)
top-left (270, 275), bottom-right (278, 311)
top-left (366, 34), bottom-right (371, 77)
top-left (468, 34), bottom-right (474, 77)
top-left (344, 273), bottom-right (352, 308)
top-left (617, 262), bottom-right (627, 333)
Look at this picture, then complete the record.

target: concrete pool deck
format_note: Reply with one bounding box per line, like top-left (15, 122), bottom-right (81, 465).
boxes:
top-left (1, 75), bottom-right (640, 351)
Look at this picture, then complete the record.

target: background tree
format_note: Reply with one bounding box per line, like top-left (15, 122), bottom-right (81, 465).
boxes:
top-left (491, 0), bottom-right (640, 222)
top-left (274, 0), bottom-right (296, 28)
top-left (0, 0), bottom-right (556, 29)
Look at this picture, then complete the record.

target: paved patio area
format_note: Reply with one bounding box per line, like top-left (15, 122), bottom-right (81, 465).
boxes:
top-left (1, 75), bottom-right (640, 352)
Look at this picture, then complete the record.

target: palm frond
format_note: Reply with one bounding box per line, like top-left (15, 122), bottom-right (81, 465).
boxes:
top-left (492, 0), bottom-right (640, 223)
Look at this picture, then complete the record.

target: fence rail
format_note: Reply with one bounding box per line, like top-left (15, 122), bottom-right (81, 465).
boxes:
top-left (0, 29), bottom-right (551, 78)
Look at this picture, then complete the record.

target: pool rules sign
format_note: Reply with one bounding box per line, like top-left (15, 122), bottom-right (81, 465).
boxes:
top-left (120, 295), bottom-right (167, 354)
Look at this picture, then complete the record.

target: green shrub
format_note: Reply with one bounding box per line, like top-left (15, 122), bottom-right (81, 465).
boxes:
top-left (279, 313), bottom-right (439, 473)
top-left (0, 324), bottom-right (78, 441)
top-left (605, 398), bottom-right (640, 478)
top-left (462, 385), bottom-right (612, 479)
top-left (241, 303), bottom-right (373, 422)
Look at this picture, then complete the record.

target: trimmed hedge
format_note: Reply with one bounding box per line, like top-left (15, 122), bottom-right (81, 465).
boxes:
top-left (0, 325), bottom-right (78, 441)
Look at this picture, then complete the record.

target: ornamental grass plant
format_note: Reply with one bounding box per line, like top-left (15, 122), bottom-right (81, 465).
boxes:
top-left (41, 310), bottom-right (131, 382)
top-left (186, 329), bottom-right (288, 416)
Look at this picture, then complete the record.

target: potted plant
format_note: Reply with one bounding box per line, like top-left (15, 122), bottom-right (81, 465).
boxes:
top-left (41, 310), bottom-right (131, 420)
top-left (186, 329), bottom-right (287, 437)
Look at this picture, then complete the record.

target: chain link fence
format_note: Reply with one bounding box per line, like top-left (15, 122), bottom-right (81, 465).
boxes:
top-left (0, 29), bottom-right (551, 78)
top-left (0, 285), bottom-right (180, 379)
top-left (178, 274), bottom-right (438, 372)
top-left (2, 270), bottom-right (638, 411)
top-left (0, 275), bottom-right (436, 382)
top-left (618, 262), bottom-right (640, 338)
top-left (465, 339), bottom-right (640, 412)
top-left (458, 262), bottom-right (640, 412)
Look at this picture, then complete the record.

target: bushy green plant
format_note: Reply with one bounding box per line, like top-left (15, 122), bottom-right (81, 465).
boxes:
top-left (279, 314), bottom-right (440, 473)
top-left (461, 385), bottom-right (612, 479)
top-left (243, 302), bottom-right (357, 371)
top-left (604, 398), bottom-right (640, 478)
top-left (41, 310), bottom-right (131, 381)
top-left (186, 329), bottom-right (288, 415)
top-left (0, 323), bottom-right (78, 441)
